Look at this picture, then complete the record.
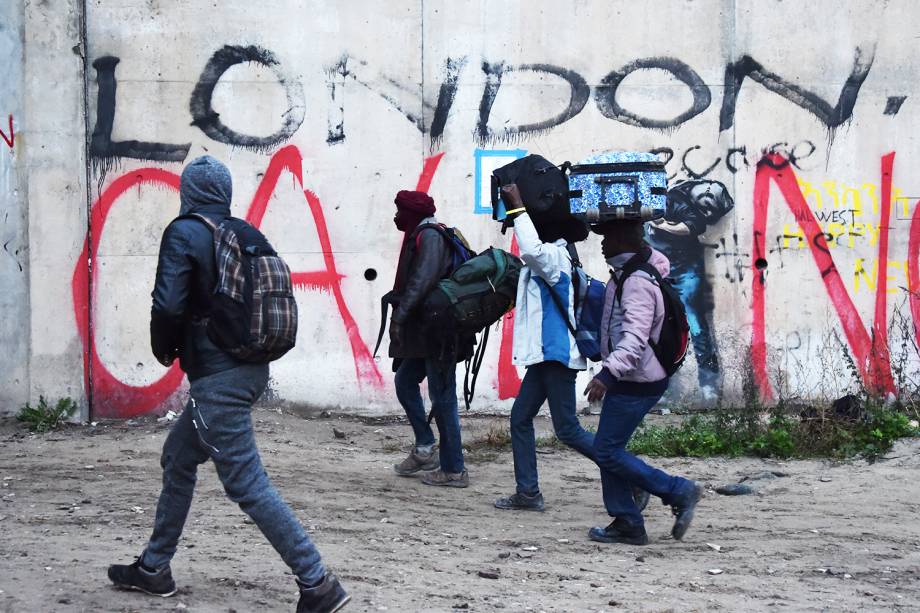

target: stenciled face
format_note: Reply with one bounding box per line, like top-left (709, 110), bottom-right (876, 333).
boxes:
top-left (689, 181), bottom-right (726, 221)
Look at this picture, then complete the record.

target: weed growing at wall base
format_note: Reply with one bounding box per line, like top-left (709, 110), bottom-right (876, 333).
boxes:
top-left (17, 396), bottom-right (77, 433)
top-left (628, 404), bottom-right (919, 461)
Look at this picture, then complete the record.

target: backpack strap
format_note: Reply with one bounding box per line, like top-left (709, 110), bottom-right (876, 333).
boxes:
top-left (565, 243), bottom-right (583, 311)
top-left (615, 260), bottom-right (670, 369)
top-left (176, 213), bottom-right (219, 232)
top-left (372, 291), bottom-right (398, 359)
top-left (409, 222), bottom-right (443, 245)
top-left (613, 248), bottom-right (653, 305)
top-left (546, 282), bottom-right (578, 337)
top-left (410, 223), bottom-right (469, 260)
top-left (546, 242), bottom-right (583, 336)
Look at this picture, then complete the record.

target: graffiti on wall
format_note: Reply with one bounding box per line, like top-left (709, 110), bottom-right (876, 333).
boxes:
top-left (749, 152), bottom-right (909, 401)
top-left (0, 114), bottom-right (13, 150)
top-left (78, 39), bottom-right (920, 414)
top-left (75, 145), bottom-right (391, 417)
top-left (647, 181), bottom-right (735, 400)
top-left (89, 44), bottom-right (893, 166)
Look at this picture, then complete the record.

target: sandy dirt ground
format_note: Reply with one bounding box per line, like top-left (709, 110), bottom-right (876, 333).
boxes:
top-left (1, 407), bottom-right (919, 613)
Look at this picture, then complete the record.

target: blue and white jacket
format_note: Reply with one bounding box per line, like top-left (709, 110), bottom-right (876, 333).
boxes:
top-left (511, 213), bottom-right (587, 371)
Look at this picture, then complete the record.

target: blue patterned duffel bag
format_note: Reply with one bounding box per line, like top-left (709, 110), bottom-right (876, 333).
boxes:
top-left (567, 151), bottom-right (667, 222)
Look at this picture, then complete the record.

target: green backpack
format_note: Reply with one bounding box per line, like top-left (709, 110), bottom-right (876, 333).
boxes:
top-left (420, 247), bottom-right (522, 410)
top-left (420, 247), bottom-right (523, 336)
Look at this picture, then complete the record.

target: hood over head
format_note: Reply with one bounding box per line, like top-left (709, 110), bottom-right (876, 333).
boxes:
top-left (179, 155), bottom-right (232, 216)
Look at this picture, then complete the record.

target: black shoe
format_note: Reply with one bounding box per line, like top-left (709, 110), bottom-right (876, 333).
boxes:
top-left (671, 482), bottom-right (704, 540)
top-left (588, 519), bottom-right (648, 546)
top-left (632, 486), bottom-right (651, 513)
top-left (297, 572), bottom-right (350, 613)
top-left (494, 491), bottom-right (545, 512)
top-left (107, 557), bottom-right (176, 597)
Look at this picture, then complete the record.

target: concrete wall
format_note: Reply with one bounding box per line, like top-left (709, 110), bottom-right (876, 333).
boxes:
top-left (9, 0), bottom-right (920, 417)
top-left (0, 2), bottom-right (29, 414)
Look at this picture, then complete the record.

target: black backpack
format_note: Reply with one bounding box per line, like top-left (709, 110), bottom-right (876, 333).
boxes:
top-left (614, 251), bottom-right (690, 376)
top-left (181, 214), bottom-right (298, 363)
top-left (490, 154), bottom-right (572, 223)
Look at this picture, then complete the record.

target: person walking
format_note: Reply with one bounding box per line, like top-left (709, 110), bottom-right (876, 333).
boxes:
top-left (106, 156), bottom-right (349, 613)
top-left (584, 220), bottom-right (703, 545)
top-left (388, 190), bottom-right (470, 488)
top-left (492, 184), bottom-right (598, 512)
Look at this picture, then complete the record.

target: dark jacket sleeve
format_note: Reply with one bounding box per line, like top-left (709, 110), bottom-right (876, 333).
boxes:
top-left (150, 222), bottom-right (194, 365)
top-left (392, 229), bottom-right (445, 324)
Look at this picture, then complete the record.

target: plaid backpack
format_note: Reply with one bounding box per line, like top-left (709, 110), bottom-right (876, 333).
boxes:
top-left (182, 214), bottom-right (298, 363)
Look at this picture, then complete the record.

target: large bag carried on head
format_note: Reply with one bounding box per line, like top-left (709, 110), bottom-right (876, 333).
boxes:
top-left (490, 154), bottom-right (572, 223)
top-left (181, 214), bottom-right (298, 363)
top-left (568, 151), bottom-right (668, 223)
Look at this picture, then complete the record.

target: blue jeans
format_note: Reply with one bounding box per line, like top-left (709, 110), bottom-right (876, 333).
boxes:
top-left (511, 361), bottom-right (596, 495)
top-left (142, 365), bottom-right (326, 585)
top-left (594, 389), bottom-right (692, 527)
top-left (671, 258), bottom-right (720, 391)
top-left (394, 357), bottom-right (464, 474)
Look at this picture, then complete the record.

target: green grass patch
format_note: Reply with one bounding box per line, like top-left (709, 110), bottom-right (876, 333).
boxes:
top-left (629, 404), bottom-right (919, 460)
top-left (17, 396), bottom-right (78, 433)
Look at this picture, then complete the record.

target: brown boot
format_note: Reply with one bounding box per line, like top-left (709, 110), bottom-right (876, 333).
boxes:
top-left (393, 445), bottom-right (439, 476)
top-left (420, 469), bottom-right (469, 488)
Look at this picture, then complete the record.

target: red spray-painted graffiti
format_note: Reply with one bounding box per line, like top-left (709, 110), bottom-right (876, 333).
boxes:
top-left (908, 198), bottom-right (920, 350)
top-left (244, 146), bottom-right (383, 388)
top-left (1, 114), bottom-right (14, 149)
top-left (750, 153), bottom-right (896, 400)
top-left (73, 145), bottom-right (384, 418)
top-left (497, 237), bottom-right (522, 399)
top-left (72, 169), bottom-right (186, 418)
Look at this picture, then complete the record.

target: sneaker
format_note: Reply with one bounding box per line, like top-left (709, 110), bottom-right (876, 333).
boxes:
top-left (632, 486), bottom-right (651, 513)
top-left (420, 469), bottom-right (469, 488)
top-left (297, 572), bottom-right (350, 613)
top-left (107, 557), bottom-right (177, 597)
top-left (393, 446), bottom-right (439, 476)
top-left (494, 491), bottom-right (545, 512)
top-left (588, 519), bottom-right (649, 546)
top-left (671, 482), bottom-right (704, 540)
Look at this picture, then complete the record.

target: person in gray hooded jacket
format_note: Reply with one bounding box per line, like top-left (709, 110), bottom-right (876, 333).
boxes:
top-left (107, 156), bottom-right (350, 613)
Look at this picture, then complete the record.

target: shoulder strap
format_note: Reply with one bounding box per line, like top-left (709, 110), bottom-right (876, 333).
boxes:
top-left (566, 243), bottom-right (582, 268)
top-left (546, 282), bottom-right (577, 336)
top-left (563, 243), bottom-right (585, 316)
top-left (411, 223), bottom-right (471, 263)
top-left (636, 262), bottom-right (664, 284)
top-left (372, 291), bottom-right (398, 359)
top-left (176, 213), bottom-right (219, 232)
top-left (410, 222), bottom-right (448, 251)
top-left (613, 248), bottom-right (652, 305)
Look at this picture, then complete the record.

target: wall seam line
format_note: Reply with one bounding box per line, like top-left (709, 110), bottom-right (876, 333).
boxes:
top-left (79, 0), bottom-right (95, 419)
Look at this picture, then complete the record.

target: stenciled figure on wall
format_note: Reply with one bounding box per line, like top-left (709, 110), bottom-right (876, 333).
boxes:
top-left (645, 180), bottom-right (734, 401)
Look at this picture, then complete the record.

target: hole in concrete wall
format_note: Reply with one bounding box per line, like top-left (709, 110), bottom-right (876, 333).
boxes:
top-left (364, 268), bottom-right (378, 281)
top-left (754, 258), bottom-right (768, 270)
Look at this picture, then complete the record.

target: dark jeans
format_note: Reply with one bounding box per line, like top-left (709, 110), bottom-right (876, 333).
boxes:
top-left (670, 258), bottom-right (720, 391)
top-left (394, 357), bottom-right (464, 474)
top-left (510, 361), bottom-right (596, 496)
top-left (141, 365), bottom-right (326, 585)
top-left (594, 389), bottom-right (692, 527)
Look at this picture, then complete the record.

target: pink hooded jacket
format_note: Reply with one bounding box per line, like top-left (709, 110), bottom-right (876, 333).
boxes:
top-left (597, 248), bottom-right (670, 385)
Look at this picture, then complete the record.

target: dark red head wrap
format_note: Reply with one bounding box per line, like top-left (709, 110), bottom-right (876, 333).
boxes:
top-left (394, 190), bottom-right (436, 215)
